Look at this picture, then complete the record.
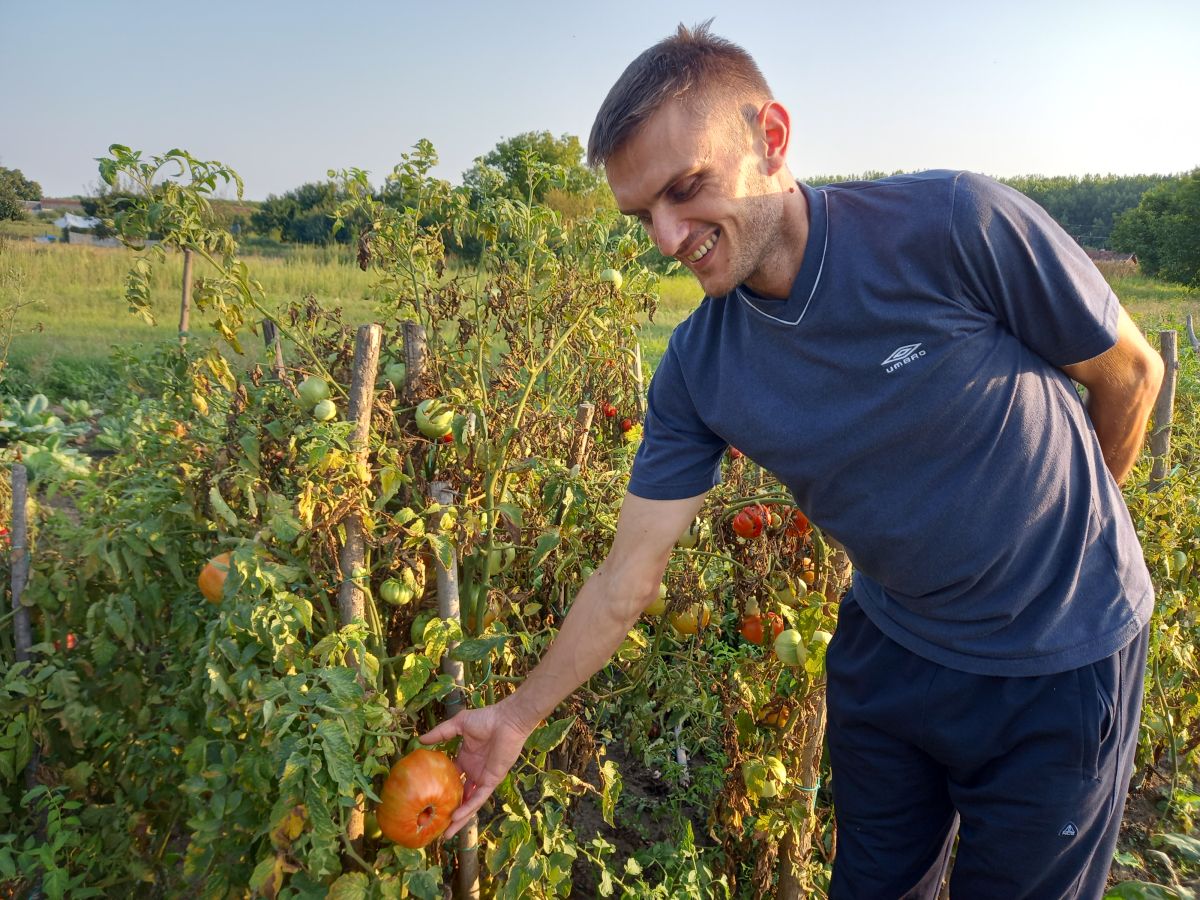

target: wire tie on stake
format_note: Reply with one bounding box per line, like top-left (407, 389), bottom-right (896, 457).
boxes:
top-left (796, 779), bottom-right (821, 792)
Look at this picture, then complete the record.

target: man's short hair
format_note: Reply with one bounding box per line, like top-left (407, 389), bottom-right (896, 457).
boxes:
top-left (587, 20), bottom-right (772, 168)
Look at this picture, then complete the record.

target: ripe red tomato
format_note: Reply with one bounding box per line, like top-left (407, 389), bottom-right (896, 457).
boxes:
top-left (731, 506), bottom-right (766, 539)
top-left (439, 432), bottom-right (454, 444)
top-left (728, 447), bottom-right (744, 460)
top-left (619, 418), bottom-right (634, 433)
top-left (786, 508), bottom-right (810, 538)
top-left (377, 749), bottom-right (464, 849)
top-left (740, 614), bottom-right (765, 644)
top-left (602, 403), bottom-right (618, 418)
top-left (740, 612), bottom-right (785, 645)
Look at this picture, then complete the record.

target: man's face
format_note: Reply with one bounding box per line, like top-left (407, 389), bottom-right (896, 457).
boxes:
top-left (605, 100), bottom-right (785, 298)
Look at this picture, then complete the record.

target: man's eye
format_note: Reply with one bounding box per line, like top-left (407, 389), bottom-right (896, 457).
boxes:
top-left (670, 180), bottom-right (699, 202)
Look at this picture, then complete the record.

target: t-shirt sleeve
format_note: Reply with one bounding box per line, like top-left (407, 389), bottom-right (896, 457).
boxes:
top-left (626, 341), bottom-right (726, 501)
top-left (949, 172), bottom-right (1119, 367)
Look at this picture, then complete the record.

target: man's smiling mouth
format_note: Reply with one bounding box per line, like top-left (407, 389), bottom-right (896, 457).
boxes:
top-left (686, 230), bottom-right (720, 263)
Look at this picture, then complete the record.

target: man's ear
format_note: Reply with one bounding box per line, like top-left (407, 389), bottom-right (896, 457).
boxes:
top-left (757, 101), bottom-right (791, 176)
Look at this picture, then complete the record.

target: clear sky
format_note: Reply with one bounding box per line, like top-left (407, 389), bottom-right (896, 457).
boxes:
top-left (3, 0), bottom-right (1197, 200)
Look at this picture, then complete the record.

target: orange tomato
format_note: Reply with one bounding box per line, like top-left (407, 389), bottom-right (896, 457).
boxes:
top-left (198, 552), bottom-right (231, 604)
top-left (377, 749), bottom-right (464, 849)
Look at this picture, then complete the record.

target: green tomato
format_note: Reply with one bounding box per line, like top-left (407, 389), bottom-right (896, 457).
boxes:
top-left (1171, 550), bottom-right (1188, 574)
top-left (384, 362), bottom-right (406, 388)
top-left (415, 398), bottom-right (454, 439)
top-left (311, 399), bottom-right (337, 422)
top-left (298, 376), bottom-right (330, 410)
top-left (599, 268), bottom-right (623, 290)
top-left (485, 545), bottom-right (516, 578)
top-left (676, 518), bottom-right (707, 549)
top-left (380, 578), bottom-right (414, 606)
top-left (644, 583), bottom-right (668, 617)
top-left (410, 612), bottom-right (435, 647)
top-left (773, 629), bottom-right (806, 667)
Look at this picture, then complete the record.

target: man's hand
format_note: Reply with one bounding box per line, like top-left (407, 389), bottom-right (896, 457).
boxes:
top-left (419, 698), bottom-right (537, 838)
top-left (416, 491), bottom-right (706, 840)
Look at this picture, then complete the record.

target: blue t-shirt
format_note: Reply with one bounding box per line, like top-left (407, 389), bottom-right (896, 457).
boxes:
top-left (628, 170), bottom-right (1153, 676)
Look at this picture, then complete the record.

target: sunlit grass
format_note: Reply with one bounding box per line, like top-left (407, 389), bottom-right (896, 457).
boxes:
top-left (0, 241), bottom-right (376, 385)
top-left (1, 240), bottom-right (1193, 391)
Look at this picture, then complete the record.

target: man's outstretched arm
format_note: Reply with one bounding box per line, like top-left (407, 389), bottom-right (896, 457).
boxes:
top-left (1062, 305), bottom-right (1164, 485)
top-left (419, 490), bottom-right (706, 837)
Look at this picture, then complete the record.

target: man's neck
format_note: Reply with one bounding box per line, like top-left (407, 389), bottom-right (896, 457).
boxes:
top-left (742, 183), bottom-right (810, 300)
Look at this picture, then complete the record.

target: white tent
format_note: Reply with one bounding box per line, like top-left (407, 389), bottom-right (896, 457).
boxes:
top-left (54, 213), bottom-right (102, 230)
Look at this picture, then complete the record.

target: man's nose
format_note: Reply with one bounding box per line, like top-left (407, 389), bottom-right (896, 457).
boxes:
top-left (649, 211), bottom-right (689, 259)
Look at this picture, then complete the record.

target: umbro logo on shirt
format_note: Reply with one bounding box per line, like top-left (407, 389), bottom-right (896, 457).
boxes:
top-left (882, 342), bottom-right (926, 373)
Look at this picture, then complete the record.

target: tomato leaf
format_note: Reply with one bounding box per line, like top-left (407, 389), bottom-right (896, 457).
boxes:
top-left (327, 872), bottom-right (369, 900)
top-left (426, 532), bottom-right (455, 572)
top-left (394, 654), bottom-right (434, 707)
top-left (449, 634), bottom-right (508, 662)
top-left (527, 715), bottom-right (575, 754)
top-left (599, 758), bottom-right (621, 827)
top-left (529, 530), bottom-right (560, 572)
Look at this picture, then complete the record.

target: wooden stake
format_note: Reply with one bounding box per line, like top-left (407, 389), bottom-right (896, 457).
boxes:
top-left (631, 332), bottom-right (646, 417)
top-left (401, 321), bottom-right (429, 405)
top-left (1187, 315), bottom-right (1200, 356)
top-left (568, 402), bottom-right (595, 472)
top-left (430, 481), bottom-right (479, 899)
top-left (335, 324), bottom-right (381, 847)
top-left (337, 324), bottom-right (382, 641)
top-left (11, 463), bottom-right (41, 806)
top-left (262, 318), bottom-right (287, 381)
top-left (11, 463), bottom-right (32, 663)
top-left (179, 248), bottom-right (193, 346)
top-left (1150, 330), bottom-right (1178, 487)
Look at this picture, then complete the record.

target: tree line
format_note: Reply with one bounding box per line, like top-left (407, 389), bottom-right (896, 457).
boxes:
top-left (3, 136), bottom-right (1196, 285)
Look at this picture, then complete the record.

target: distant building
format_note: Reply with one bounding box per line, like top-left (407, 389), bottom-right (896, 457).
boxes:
top-left (39, 197), bottom-right (86, 214)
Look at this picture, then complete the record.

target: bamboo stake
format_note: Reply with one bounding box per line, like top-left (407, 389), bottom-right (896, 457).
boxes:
top-left (430, 481), bottom-right (479, 899)
top-left (1150, 330), bottom-right (1178, 488)
top-left (178, 248), bottom-right (193, 345)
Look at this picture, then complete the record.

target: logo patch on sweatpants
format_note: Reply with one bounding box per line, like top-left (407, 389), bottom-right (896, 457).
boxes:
top-left (1059, 822), bottom-right (1078, 837)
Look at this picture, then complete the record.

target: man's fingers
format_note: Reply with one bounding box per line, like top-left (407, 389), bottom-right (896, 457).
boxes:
top-left (442, 778), bottom-right (497, 838)
top-left (419, 714), bottom-right (464, 745)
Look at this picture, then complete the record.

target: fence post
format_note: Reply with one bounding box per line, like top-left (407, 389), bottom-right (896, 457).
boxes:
top-left (1186, 315), bottom-right (1200, 357)
top-left (430, 481), bottom-right (479, 899)
top-left (1150, 330), bottom-right (1179, 488)
top-left (335, 324), bottom-right (381, 847)
top-left (179, 248), bottom-right (193, 345)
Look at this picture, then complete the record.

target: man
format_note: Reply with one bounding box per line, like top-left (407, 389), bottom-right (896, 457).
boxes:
top-left (422, 22), bottom-right (1163, 897)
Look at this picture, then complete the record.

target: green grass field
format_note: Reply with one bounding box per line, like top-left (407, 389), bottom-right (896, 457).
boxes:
top-left (0, 240), bottom-right (1194, 397)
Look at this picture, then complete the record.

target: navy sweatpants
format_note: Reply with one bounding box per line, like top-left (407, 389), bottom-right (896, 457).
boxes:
top-left (826, 594), bottom-right (1149, 899)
